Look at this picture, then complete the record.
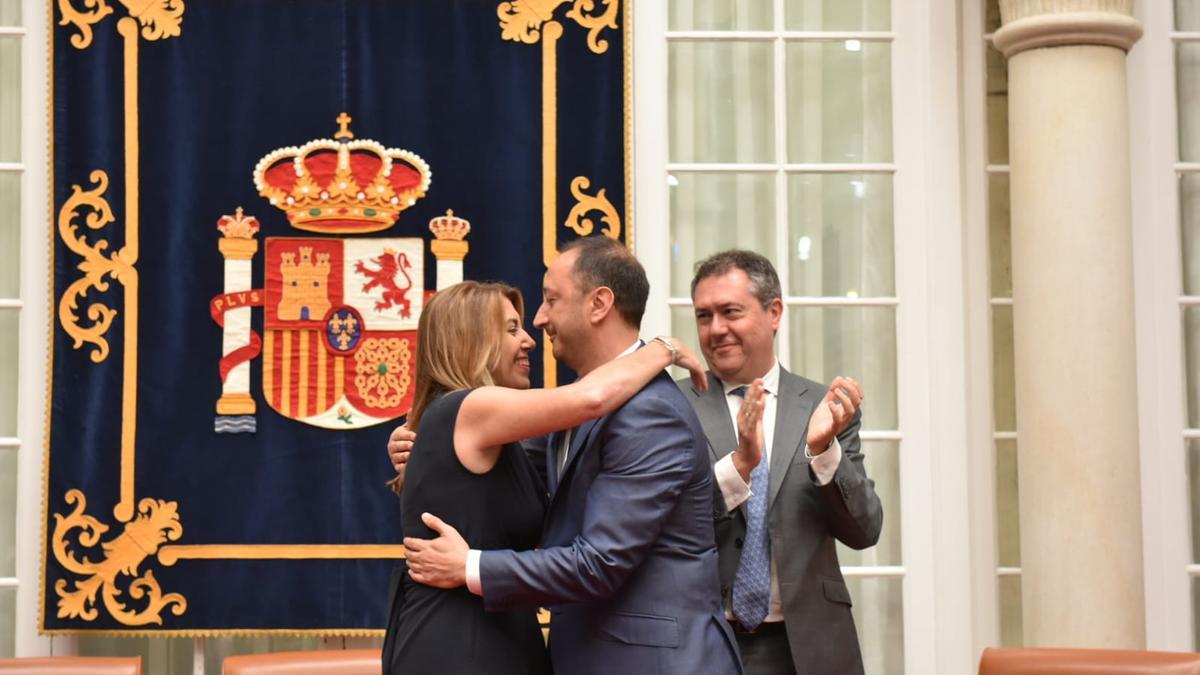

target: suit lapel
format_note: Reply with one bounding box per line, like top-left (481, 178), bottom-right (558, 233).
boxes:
top-left (768, 369), bottom-right (812, 512)
top-left (548, 416), bottom-right (601, 508)
top-left (692, 373), bottom-right (737, 464)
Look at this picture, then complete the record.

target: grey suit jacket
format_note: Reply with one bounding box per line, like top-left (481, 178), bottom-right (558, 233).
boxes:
top-left (680, 369), bottom-right (884, 675)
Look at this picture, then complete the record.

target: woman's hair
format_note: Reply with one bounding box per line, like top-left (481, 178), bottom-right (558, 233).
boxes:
top-left (406, 280), bottom-right (525, 433)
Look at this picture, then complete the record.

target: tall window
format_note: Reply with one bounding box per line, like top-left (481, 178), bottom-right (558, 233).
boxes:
top-left (982, 0), bottom-right (1023, 648)
top-left (1177, 0), bottom-right (1200, 651)
top-left (0, 0), bottom-right (23, 659)
top-left (664, 1), bottom-right (902, 671)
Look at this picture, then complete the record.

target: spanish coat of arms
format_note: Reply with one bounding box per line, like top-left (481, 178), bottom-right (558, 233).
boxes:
top-left (209, 114), bottom-right (471, 432)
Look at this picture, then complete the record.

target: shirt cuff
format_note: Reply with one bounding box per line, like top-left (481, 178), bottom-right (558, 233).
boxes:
top-left (466, 549), bottom-right (483, 596)
top-left (714, 453), bottom-right (753, 512)
top-left (806, 436), bottom-right (843, 486)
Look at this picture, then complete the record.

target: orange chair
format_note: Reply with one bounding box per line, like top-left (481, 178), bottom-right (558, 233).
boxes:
top-left (0, 656), bottom-right (141, 674)
top-left (980, 647), bottom-right (1200, 674)
top-left (221, 649), bottom-right (380, 675)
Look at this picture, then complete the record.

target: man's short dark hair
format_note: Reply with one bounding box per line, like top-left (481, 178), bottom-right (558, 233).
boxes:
top-left (690, 250), bottom-right (782, 308)
top-left (561, 237), bottom-right (648, 328)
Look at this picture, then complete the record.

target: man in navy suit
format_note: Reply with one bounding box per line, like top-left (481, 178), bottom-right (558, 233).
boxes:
top-left (403, 237), bottom-right (742, 675)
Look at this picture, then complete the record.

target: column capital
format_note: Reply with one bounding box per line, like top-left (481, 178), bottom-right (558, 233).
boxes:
top-left (993, 0), bottom-right (1142, 58)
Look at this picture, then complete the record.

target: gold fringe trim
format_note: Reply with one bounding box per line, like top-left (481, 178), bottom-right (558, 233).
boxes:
top-left (39, 0), bottom-right (57, 636)
top-left (40, 627), bottom-right (388, 638)
top-left (623, 0), bottom-right (633, 253)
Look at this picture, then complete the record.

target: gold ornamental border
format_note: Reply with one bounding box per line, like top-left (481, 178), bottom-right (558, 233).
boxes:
top-left (497, 0), bottom-right (632, 386)
top-left (41, 0), bottom-right (632, 636)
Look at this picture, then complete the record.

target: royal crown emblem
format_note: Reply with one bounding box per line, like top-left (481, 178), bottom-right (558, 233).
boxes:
top-left (211, 114), bottom-right (471, 433)
top-left (252, 113), bottom-right (432, 235)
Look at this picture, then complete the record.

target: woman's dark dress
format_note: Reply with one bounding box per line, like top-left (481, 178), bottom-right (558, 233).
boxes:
top-left (382, 389), bottom-right (550, 675)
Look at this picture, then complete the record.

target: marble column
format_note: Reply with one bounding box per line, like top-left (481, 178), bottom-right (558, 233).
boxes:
top-left (993, 0), bottom-right (1145, 648)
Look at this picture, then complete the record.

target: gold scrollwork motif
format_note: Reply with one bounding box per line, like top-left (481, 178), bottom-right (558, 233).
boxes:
top-left (498, 0), bottom-right (617, 52)
top-left (52, 489), bottom-right (187, 626)
top-left (118, 0), bottom-right (184, 41)
top-left (57, 170), bottom-right (133, 364)
top-left (565, 0), bottom-right (619, 54)
top-left (57, 0), bottom-right (115, 49)
top-left (564, 176), bottom-right (620, 240)
top-left (498, 0), bottom-right (571, 44)
top-left (57, 0), bottom-right (183, 48)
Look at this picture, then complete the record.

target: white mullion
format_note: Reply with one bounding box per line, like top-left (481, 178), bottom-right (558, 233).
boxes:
top-left (784, 296), bottom-right (898, 307)
top-left (1171, 31), bottom-right (1200, 42)
top-left (667, 162), bottom-right (776, 173)
top-left (1184, 429), bottom-right (1200, 440)
top-left (782, 162), bottom-right (896, 173)
top-left (0, 578), bottom-right (17, 588)
top-left (0, 163), bottom-right (24, 173)
top-left (841, 566), bottom-right (906, 578)
top-left (985, 164), bottom-right (1010, 174)
top-left (0, 301), bottom-right (21, 309)
top-left (0, 28), bottom-right (23, 36)
top-left (772, 0), bottom-right (791, 372)
top-left (860, 430), bottom-right (903, 442)
top-left (994, 431), bottom-right (1018, 442)
top-left (634, 0), bottom-right (671, 340)
top-left (996, 567), bottom-right (1022, 577)
top-left (667, 162), bottom-right (897, 173)
top-left (1175, 162), bottom-right (1200, 173)
top-left (665, 296), bottom-right (898, 307)
top-left (1188, 565), bottom-right (1200, 577)
top-left (990, 297), bottom-right (1013, 307)
top-left (892, 0), bottom-right (975, 670)
top-left (0, 438), bottom-right (17, 449)
top-left (1181, 296), bottom-right (1200, 305)
top-left (666, 30), bottom-right (894, 42)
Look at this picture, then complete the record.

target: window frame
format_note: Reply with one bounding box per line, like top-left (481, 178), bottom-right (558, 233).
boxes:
top-left (635, 0), bottom-right (978, 672)
top-left (1130, 0), bottom-right (1194, 652)
top-left (13, 0), bottom-right (52, 659)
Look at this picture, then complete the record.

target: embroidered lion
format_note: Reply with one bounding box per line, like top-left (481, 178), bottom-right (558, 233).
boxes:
top-left (354, 249), bottom-right (414, 318)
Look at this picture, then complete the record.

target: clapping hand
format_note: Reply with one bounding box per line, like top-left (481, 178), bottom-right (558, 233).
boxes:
top-left (731, 379), bottom-right (766, 483)
top-left (807, 376), bottom-right (864, 454)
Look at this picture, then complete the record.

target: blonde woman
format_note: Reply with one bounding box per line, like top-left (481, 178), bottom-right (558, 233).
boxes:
top-left (381, 280), bottom-right (705, 675)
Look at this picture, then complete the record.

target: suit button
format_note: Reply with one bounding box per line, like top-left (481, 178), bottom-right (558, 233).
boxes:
top-left (735, 538), bottom-right (743, 549)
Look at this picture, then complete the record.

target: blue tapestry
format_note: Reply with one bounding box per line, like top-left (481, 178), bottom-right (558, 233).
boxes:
top-left (44, 0), bottom-right (628, 635)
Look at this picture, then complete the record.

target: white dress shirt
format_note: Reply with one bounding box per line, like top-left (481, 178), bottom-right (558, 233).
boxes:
top-left (712, 359), bottom-right (842, 623)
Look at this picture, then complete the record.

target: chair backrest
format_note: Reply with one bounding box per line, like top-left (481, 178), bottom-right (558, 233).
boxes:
top-left (980, 647), bottom-right (1200, 674)
top-left (0, 656), bottom-right (142, 675)
top-left (221, 649), bottom-right (380, 675)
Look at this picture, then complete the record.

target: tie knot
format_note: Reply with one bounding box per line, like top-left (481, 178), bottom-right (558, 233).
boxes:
top-left (730, 385), bottom-right (748, 398)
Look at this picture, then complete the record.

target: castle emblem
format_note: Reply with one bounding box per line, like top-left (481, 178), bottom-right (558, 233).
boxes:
top-left (210, 114), bottom-right (471, 433)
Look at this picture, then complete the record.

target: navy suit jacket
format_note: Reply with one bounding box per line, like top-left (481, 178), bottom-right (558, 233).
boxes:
top-left (479, 371), bottom-right (743, 675)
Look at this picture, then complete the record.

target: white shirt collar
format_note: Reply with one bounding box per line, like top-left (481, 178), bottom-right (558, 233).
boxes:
top-left (620, 340), bottom-right (642, 358)
top-left (720, 359), bottom-right (780, 397)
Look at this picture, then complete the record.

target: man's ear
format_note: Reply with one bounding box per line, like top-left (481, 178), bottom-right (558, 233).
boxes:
top-left (767, 297), bottom-right (783, 333)
top-left (588, 286), bottom-right (616, 325)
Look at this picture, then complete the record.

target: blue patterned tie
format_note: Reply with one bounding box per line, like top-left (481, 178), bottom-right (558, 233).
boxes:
top-left (730, 385), bottom-right (771, 630)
